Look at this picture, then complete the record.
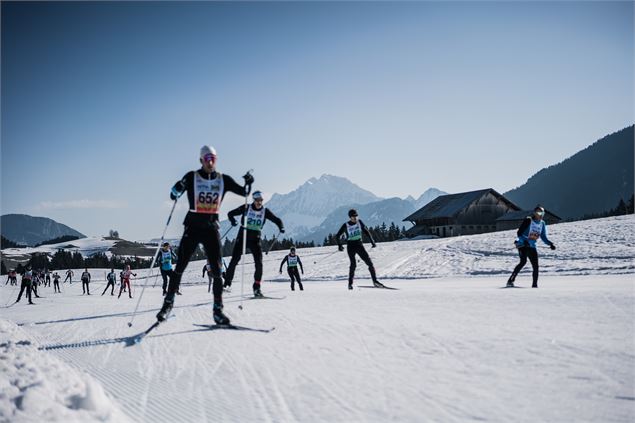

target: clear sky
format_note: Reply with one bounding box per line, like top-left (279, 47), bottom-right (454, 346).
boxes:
top-left (1, 1), bottom-right (633, 240)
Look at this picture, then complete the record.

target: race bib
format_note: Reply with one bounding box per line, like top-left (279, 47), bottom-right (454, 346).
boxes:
top-left (287, 255), bottom-right (298, 267)
top-left (161, 250), bottom-right (172, 265)
top-left (347, 222), bottom-right (362, 241)
top-left (528, 220), bottom-right (543, 241)
top-left (193, 172), bottom-right (224, 214)
top-left (246, 206), bottom-right (266, 231)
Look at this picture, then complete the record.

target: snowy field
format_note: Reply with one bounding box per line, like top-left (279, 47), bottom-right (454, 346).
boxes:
top-left (1, 215), bottom-right (634, 422)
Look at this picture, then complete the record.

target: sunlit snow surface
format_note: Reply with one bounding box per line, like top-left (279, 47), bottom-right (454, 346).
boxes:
top-left (1, 215), bottom-right (633, 422)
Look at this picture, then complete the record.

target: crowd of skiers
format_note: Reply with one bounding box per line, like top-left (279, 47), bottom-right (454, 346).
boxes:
top-left (5, 146), bottom-right (556, 325)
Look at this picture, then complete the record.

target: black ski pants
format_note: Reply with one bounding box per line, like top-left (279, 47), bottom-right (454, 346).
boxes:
top-left (160, 268), bottom-right (173, 293)
top-left (510, 246), bottom-right (539, 285)
top-left (347, 242), bottom-right (377, 285)
top-left (54, 280), bottom-right (60, 293)
top-left (288, 267), bottom-right (303, 290)
top-left (64, 275), bottom-right (72, 284)
top-left (82, 279), bottom-right (90, 295)
top-left (17, 280), bottom-right (33, 303)
top-left (102, 281), bottom-right (115, 295)
top-left (224, 231), bottom-right (263, 284)
top-left (167, 223), bottom-right (224, 304)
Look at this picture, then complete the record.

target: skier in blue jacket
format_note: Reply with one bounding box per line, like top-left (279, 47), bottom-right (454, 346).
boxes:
top-left (507, 205), bottom-right (556, 288)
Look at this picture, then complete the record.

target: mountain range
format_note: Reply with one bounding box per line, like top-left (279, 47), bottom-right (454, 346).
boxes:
top-left (505, 125), bottom-right (634, 219)
top-left (0, 214), bottom-right (85, 247)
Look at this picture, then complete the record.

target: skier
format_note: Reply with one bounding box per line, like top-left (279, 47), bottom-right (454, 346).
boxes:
top-left (119, 269), bottom-right (126, 292)
top-left (52, 272), bottom-right (61, 293)
top-left (30, 271), bottom-right (41, 298)
top-left (81, 268), bottom-right (91, 295)
top-left (158, 242), bottom-right (177, 296)
top-left (506, 205), bottom-right (556, 288)
top-left (156, 145), bottom-right (253, 325)
top-left (118, 265), bottom-right (136, 298)
top-left (5, 270), bottom-right (17, 285)
top-left (336, 209), bottom-right (383, 289)
top-left (45, 269), bottom-right (51, 287)
top-left (279, 246), bottom-right (304, 291)
top-left (16, 266), bottom-right (34, 304)
top-left (64, 269), bottom-right (74, 284)
top-left (223, 190), bottom-right (285, 298)
top-left (102, 268), bottom-right (117, 296)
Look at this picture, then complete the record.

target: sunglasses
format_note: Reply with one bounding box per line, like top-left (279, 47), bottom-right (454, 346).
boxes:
top-left (535, 211), bottom-right (545, 216)
top-left (202, 153), bottom-right (217, 163)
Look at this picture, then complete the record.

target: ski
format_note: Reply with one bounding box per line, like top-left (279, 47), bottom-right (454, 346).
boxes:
top-left (248, 295), bottom-right (286, 300)
top-left (193, 323), bottom-right (275, 333)
top-left (358, 285), bottom-right (399, 290)
top-left (500, 286), bottom-right (525, 289)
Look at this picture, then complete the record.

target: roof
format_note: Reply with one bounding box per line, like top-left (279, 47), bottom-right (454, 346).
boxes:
top-left (403, 188), bottom-right (520, 222)
top-left (496, 209), bottom-right (562, 221)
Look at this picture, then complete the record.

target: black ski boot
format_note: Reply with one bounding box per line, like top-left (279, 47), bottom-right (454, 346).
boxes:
top-left (156, 296), bottom-right (174, 322)
top-left (373, 280), bottom-right (385, 288)
top-left (532, 283), bottom-right (538, 288)
top-left (253, 282), bottom-right (263, 298)
top-left (213, 303), bottom-right (230, 325)
top-left (348, 282), bottom-right (353, 290)
top-left (506, 274), bottom-right (516, 288)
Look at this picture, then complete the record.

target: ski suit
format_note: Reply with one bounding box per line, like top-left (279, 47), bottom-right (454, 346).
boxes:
top-left (118, 270), bottom-right (136, 298)
top-left (336, 219), bottom-right (378, 287)
top-left (16, 270), bottom-right (33, 304)
top-left (508, 217), bottom-right (554, 287)
top-left (164, 169), bottom-right (247, 307)
top-left (102, 271), bottom-right (116, 296)
top-left (224, 203), bottom-right (284, 293)
top-left (279, 254), bottom-right (304, 290)
top-left (81, 271), bottom-right (91, 295)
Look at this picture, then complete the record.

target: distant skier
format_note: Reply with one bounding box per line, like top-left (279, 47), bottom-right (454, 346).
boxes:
top-left (16, 266), bottom-right (34, 305)
top-left (52, 272), bottom-right (61, 293)
top-left (279, 246), bottom-right (304, 291)
top-left (45, 269), bottom-right (51, 287)
top-left (6, 270), bottom-right (17, 286)
top-left (506, 206), bottom-right (556, 288)
top-left (102, 268), bottom-right (117, 296)
top-left (118, 265), bottom-right (136, 298)
top-left (158, 242), bottom-right (177, 296)
top-left (119, 270), bottom-right (126, 292)
top-left (156, 145), bottom-right (252, 325)
top-left (81, 268), bottom-right (91, 295)
top-left (336, 209), bottom-right (383, 289)
top-left (64, 269), bottom-right (74, 284)
top-left (223, 190), bottom-right (285, 298)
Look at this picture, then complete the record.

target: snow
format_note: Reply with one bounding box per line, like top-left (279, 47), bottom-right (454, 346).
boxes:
top-left (0, 215), bottom-right (633, 422)
top-left (1, 237), bottom-right (117, 260)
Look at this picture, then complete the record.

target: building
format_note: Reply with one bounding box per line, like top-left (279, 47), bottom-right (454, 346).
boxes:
top-left (495, 209), bottom-right (561, 231)
top-left (403, 188), bottom-right (522, 238)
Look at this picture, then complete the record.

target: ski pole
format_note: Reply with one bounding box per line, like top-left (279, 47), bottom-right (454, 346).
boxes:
top-left (220, 225), bottom-right (234, 242)
top-left (238, 170), bottom-right (253, 311)
top-left (127, 199), bottom-right (178, 327)
top-left (313, 249), bottom-right (340, 265)
top-left (265, 231), bottom-right (281, 256)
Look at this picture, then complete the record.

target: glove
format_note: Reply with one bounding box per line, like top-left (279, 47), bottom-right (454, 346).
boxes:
top-left (280, 228), bottom-right (285, 234)
top-left (230, 219), bottom-right (238, 227)
top-left (242, 172), bottom-right (254, 186)
top-left (338, 245), bottom-right (344, 252)
top-left (550, 243), bottom-right (556, 250)
top-left (371, 244), bottom-right (377, 248)
top-left (170, 180), bottom-right (186, 200)
top-left (223, 280), bottom-right (232, 288)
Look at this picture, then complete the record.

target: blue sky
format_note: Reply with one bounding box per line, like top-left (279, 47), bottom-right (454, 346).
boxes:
top-left (1, 1), bottom-right (633, 240)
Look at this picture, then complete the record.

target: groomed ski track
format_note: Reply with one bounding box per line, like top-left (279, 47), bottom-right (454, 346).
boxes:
top-left (1, 215), bottom-right (634, 422)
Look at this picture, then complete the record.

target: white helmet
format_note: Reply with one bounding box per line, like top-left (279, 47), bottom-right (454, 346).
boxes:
top-left (200, 145), bottom-right (217, 160)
